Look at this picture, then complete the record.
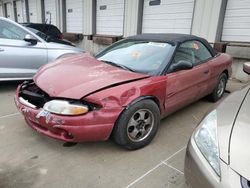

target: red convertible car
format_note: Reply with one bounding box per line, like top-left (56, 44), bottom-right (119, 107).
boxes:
top-left (15, 34), bottom-right (232, 149)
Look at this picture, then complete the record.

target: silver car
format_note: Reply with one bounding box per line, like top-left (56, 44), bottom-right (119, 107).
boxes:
top-left (185, 62), bottom-right (250, 188)
top-left (0, 17), bottom-right (84, 81)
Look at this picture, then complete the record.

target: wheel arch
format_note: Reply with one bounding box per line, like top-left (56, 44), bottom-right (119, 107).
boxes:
top-left (222, 69), bottom-right (229, 79)
top-left (111, 95), bottom-right (161, 143)
top-left (111, 95), bottom-right (161, 134)
top-left (124, 95), bottom-right (161, 114)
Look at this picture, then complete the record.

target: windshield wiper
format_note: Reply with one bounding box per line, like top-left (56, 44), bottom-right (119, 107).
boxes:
top-left (101, 60), bottom-right (136, 73)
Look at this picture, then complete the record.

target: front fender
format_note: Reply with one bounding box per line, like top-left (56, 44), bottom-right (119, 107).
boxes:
top-left (83, 76), bottom-right (167, 115)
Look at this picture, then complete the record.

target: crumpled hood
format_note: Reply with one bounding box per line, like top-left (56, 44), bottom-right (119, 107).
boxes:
top-left (34, 53), bottom-right (148, 99)
top-left (229, 86), bottom-right (250, 180)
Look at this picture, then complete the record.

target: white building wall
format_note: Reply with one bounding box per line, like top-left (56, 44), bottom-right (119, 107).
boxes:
top-left (96, 0), bottom-right (125, 36)
top-left (5, 2), bottom-right (14, 20)
top-left (44, 0), bottom-right (57, 25)
top-left (0, 0), bottom-right (28, 22)
top-left (65, 0), bottom-right (83, 33)
top-left (28, 0), bottom-right (39, 22)
top-left (142, 0), bottom-right (195, 34)
top-left (191, 0), bottom-right (224, 43)
top-left (222, 0), bottom-right (250, 42)
top-left (22, 0), bottom-right (28, 22)
top-left (35, 0), bottom-right (42, 23)
top-left (0, 0), bottom-right (43, 24)
top-left (83, 0), bottom-right (94, 35)
top-left (16, 0), bottom-right (25, 22)
top-left (0, 3), bottom-right (4, 17)
top-left (123, 0), bottom-right (141, 37)
top-left (1, 0), bottom-right (250, 44)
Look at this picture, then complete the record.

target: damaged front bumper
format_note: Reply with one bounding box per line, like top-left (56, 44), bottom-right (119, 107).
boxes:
top-left (15, 83), bottom-right (124, 142)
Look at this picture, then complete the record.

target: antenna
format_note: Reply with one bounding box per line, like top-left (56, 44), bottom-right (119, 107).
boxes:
top-left (46, 11), bottom-right (51, 24)
top-left (49, 12), bottom-right (51, 24)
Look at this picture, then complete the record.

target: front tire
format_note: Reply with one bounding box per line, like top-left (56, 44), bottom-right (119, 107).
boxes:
top-left (208, 73), bottom-right (227, 102)
top-left (112, 100), bottom-right (160, 150)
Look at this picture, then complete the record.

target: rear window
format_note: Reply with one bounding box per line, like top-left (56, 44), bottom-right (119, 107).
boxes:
top-left (44, 25), bottom-right (61, 38)
top-left (24, 24), bottom-right (61, 38)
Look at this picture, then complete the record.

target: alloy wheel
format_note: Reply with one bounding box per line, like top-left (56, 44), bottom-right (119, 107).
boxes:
top-left (217, 78), bottom-right (226, 98)
top-left (127, 109), bottom-right (154, 142)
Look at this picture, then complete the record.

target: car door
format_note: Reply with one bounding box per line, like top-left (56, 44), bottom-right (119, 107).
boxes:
top-left (164, 40), bottom-right (213, 115)
top-left (0, 19), bottom-right (47, 80)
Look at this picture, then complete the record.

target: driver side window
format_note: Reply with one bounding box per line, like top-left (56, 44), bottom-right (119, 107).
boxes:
top-left (172, 40), bottom-right (212, 67)
top-left (173, 43), bottom-right (195, 66)
top-left (0, 20), bottom-right (28, 40)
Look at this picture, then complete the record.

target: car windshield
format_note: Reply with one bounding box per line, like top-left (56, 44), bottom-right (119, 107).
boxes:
top-left (26, 27), bottom-right (48, 41)
top-left (96, 40), bottom-right (173, 75)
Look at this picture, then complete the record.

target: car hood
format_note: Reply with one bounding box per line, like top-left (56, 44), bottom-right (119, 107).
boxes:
top-left (229, 86), bottom-right (250, 180)
top-left (45, 42), bottom-right (83, 52)
top-left (33, 53), bottom-right (149, 99)
top-left (217, 85), bottom-right (250, 164)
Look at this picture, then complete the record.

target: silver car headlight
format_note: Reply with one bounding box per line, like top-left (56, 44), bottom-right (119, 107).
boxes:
top-left (194, 110), bottom-right (221, 176)
top-left (43, 100), bottom-right (89, 115)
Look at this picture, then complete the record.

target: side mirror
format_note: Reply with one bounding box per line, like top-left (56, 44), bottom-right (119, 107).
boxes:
top-left (170, 60), bottom-right (193, 72)
top-left (24, 34), bottom-right (38, 45)
top-left (243, 62), bottom-right (250, 75)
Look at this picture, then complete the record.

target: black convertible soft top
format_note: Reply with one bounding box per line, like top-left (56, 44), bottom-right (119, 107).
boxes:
top-left (126, 33), bottom-right (217, 56)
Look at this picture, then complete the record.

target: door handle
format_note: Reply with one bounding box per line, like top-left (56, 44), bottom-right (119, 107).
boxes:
top-left (203, 70), bottom-right (209, 74)
top-left (0, 48), bottom-right (4, 52)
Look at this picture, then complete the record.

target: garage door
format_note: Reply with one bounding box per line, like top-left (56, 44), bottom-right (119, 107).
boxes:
top-left (44, 0), bottom-right (57, 25)
top-left (222, 0), bottom-right (250, 42)
top-left (142, 0), bottom-right (195, 34)
top-left (28, 0), bottom-right (38, 23)
top-left (0, 4), bottom-right (3, 17)
top-left (65, 0), bottom-right (83, 33)
top-left (96, 0), bottom-right (124, 36)
top-left (22, 0), bottom-right (27, 22)
top-left (5, 3), bottom-right (14, 20)
top-left (16, 0), bottom-right (25, 23)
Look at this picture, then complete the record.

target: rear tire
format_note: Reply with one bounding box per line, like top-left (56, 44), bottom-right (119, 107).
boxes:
top-left (208, 73), bottom-right (227, 102)
top-left (112, 100), bottom-right (160, 150)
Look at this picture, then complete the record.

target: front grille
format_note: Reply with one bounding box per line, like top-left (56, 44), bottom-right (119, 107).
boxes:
top-left (19, 82), bottom-right (50, 108)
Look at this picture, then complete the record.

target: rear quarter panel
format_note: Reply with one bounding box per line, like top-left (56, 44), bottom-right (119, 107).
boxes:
top-left (207, 53), bottom-right (232, 92)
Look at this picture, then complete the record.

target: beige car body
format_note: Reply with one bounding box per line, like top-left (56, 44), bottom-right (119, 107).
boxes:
top-left (185, 62), bottom-right (250, 188)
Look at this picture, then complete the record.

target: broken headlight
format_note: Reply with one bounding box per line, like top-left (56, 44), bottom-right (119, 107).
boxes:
top-left (43, 100), bottom-right (89, 115)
